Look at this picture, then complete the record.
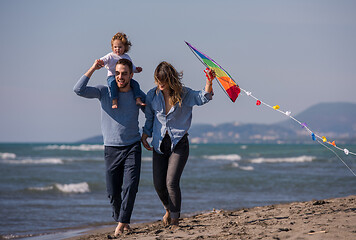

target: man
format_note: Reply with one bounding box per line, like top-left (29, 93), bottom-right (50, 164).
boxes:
top-left (73, 58), bottom-right (145, 236)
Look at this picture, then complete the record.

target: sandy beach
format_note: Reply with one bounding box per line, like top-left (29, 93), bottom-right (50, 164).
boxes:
top-left (65, 195), bottom-right (356, 240)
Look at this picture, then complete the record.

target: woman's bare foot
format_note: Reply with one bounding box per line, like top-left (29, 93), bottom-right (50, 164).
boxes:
top-left (162, 210), bottom-right (171, 226)
top-left (114, 222), bottom-right (130, 236)
top-left (112, 99), bottom-right (118, 109)
top-left (171, 218), bottom-right (179, 225)
top-left (170, 218), bottom-right (180, 230)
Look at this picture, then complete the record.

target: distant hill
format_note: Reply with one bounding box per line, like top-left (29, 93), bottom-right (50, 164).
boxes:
top-left (77, 102), bottom-right (356, 144)
top-left (189, 102), bottom-right (356, 144)
top-left (278, 102), bottom-right (356, 134)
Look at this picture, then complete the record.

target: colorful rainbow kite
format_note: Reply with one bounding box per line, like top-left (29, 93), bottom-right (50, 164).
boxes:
top-left (185, 41), bottom-right (356, 177)
top-left (185, 41), bottom-right (240, 102)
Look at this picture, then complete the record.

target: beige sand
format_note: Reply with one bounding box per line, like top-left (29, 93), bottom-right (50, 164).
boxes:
top-left (66, 195), bottom-right (356, 240)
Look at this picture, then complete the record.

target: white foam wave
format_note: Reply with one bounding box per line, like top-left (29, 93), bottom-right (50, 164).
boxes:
top-left (231, 162), bottom-right (239, 168)
top-left (0, 152), bottom-right (16, 159)
top-left (2, 158), bottom-right (63, 165)
top-left (205, 154), bottom-right (242, 161)
top-left (29, 186), bottom-right (54, 191)
top-left (42, 144), bottom-right (104, 151)
top-left (142, 157), bottom-right (152, 161)
top-left (231, 162), bottom-right (254, 171)
top-left (239, 166), bottom-right (254, 171)
top-left (29, 182), bottom-right (90, 193)
top-left (55, 182), bottom-right (90, 193)
top-left (250, 155), bottom-right (315, 164)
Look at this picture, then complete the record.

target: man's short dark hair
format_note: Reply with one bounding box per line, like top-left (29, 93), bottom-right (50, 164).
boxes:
top-left (116, 58), bottom-right (133, 73)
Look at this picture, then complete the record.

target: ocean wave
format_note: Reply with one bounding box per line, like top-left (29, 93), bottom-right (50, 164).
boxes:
top-left (55, 182), bottom-right (90, 193)
top-left (231, 162), bottom-right (254, 171)
top-left (40, 144), bottom-right (104, 151)
top-left (28, 185), bottom-right (54, 191)
top-left (240, 166), bottom-right (254, 171)
top-left (2, 158), bottom-right (64, 165)
top-left (249, 155), bottom-right (316, 164)
top-left (0, 152), bottom-right (16, 159)
top-left (142, 157), bottom-right (152, 161)
top-left (29, 182), bottom-right (90, 193)
top-left (204, 154), bottom-right (242, 161)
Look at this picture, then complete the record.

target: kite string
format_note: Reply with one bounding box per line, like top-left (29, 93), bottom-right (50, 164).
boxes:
top-left (239, 86), bottom-right (348, 145)
top-left (318, 140), bottom-right (356, 177)
top-left (239, 87), bottom-right (356, 176)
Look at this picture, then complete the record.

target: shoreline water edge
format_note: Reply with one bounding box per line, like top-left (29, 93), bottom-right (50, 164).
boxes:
top-left (17, 195), bottom-right (356, 240)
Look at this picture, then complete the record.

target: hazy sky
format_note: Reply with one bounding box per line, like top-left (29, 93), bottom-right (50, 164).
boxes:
top-left (1, 0), bottom-right (355, 142)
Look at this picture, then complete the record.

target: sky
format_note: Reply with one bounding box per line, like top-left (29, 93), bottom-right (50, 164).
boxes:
top-left (0, 0), bottom-right (356, 142)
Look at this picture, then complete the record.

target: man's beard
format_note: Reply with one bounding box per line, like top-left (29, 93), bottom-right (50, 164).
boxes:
top-left (117, 80), bottom-right (129, 89)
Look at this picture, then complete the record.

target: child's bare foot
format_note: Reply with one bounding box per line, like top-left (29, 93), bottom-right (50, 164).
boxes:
top-left (136, 98), bottom-right (146, 106)
top-left (112, 99), bottom-right (118, 109)
top-left (162, 210), bottom-right (171, 226)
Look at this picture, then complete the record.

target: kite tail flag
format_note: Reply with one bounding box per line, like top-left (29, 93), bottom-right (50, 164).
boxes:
top-left (185, 41), bottom-right (241, 102)
top-left (245, 90), bottom-right (356, 177)
top-left (185, 41), bottom-right (356, 177)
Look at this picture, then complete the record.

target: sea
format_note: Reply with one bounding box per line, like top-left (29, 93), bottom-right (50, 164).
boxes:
top-left (0, 142), bottom-right (355, 239)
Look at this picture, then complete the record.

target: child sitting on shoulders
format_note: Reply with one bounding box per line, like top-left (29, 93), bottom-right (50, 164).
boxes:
top-left (98, 32), bottom-right (144, 108)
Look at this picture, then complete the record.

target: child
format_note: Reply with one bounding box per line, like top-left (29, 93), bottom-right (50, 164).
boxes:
top-left (99, 32), bottom-right (144, 108)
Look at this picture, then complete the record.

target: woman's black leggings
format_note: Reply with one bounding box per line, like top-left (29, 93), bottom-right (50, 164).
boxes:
top-left (152, 134), bottom-right (189, 219)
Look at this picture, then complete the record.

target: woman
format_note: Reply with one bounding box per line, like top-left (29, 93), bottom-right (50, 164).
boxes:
top-left (141, 61), bottom-right (215, 228)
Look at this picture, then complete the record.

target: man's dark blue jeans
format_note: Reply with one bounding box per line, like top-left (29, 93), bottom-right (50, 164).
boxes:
top-left (104, 142), bottom-right (141, 223)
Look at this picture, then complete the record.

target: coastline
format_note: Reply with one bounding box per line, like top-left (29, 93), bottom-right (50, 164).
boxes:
top-left (61, 195), bottom-right (356, 240)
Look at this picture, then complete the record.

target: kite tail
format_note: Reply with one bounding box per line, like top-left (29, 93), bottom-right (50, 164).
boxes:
top-left (239, 87), bottom-right (356, 177)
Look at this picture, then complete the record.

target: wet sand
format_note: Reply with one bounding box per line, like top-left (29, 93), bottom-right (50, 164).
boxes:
top-left (65, 195), bottom-right (356, 240)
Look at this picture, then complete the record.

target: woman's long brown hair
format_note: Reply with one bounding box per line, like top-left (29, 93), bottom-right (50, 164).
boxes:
top-left (154, 61), bottom-right (184, 106)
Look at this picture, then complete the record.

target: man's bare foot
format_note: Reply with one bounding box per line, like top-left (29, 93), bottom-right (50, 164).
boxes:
top-left (162, 210), bottom-right (171, 226)
top-left (114, 222), bottom-right (130, 236)
top-left (112, 99), bottom-right (118, 109)
top-left (124, 225), bottom-right (132, 233)
top-left (136, 98), bottom-right (146, 106)
top-left (114, 224), bottom-right (123, 236)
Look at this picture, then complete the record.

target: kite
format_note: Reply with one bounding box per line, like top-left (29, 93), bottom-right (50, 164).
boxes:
top-left (185, 41), bottom-right (240, 102)
top-left (185, 41), bottom-right (356, 177)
